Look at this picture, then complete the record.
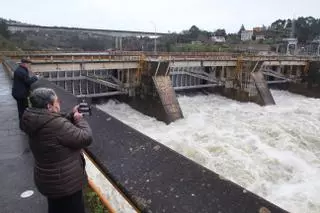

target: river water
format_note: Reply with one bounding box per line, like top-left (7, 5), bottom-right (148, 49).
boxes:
top-left (97, 90), bottom-right (320, 213)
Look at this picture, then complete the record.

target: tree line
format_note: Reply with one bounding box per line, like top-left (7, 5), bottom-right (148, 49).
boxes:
top-left (0, 16), bottom-right (320, 51)
top-left (269, 17), bottom-right (320, 43)
top-left (0, 19), bottom-right (10, 39)
top-left (168, 16), bottom-right (320, 44)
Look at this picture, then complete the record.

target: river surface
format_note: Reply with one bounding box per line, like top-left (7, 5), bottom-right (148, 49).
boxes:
top-left (97, 90), bottom-right (320, 213)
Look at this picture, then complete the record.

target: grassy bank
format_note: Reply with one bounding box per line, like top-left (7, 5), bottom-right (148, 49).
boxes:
top-left (170, 43), bottom-right (232, 52)
top-left (84, 186), bottom-right (109, 213)
top-left (0, 35), bottom-right (17, 51)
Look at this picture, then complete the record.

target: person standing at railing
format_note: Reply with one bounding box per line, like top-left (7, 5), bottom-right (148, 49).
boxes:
top-left (21, 88), bottom-right (93, 213)
top-left (11, 58), bottom-right (38, 130)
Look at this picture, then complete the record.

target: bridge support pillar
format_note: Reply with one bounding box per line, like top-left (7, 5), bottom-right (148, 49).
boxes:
top-left (209, 62), bottom-right (275, 106)
top-left (287, 61), bottom-right (320, 98)
top-left (118, 60), bottom-right (183, 124)
top-left (276, 66), bottom-right (282, 74)
top-left (119, 37), bottom-right (123, 51)
top-left (208, 66), bottom-right (251, 103)
top-left (115, 37), bottom-right (119, 50)
top-left (114, 37), bottom-right (123, 50)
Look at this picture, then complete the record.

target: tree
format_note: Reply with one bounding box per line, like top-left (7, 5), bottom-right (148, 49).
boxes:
top-left (226, 33), bottom-right (241, 44)
top-left (295, 17), bottom-right (315, 43)
top-left (270, 19), bottom-right (286, 30)
top-left (0, 20), bottom-right (10, 39)
top-left (214, 29), bottom-right (226, 37)
top-left (238, 24), bottom-right (245, 36)
top-left (176, 25), bottom-right (211, 43)
top-left (189, 25), bottom-right (200, 40)
top-left (267, 17), bottom-right (320, 43)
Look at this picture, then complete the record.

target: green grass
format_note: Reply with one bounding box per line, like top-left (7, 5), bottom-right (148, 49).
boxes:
top-left (171, 43), bottom-right (232, 52)
top-left (84, 186), bottom-right (109, 213)
top-left (0, 35), bottom-right (17, 51)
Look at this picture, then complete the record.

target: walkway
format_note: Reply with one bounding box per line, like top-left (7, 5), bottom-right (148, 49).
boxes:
top-left (0, 65), bottom-right (46, 213)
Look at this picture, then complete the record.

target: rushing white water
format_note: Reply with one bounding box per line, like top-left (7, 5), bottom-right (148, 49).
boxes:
top-left (97, 90), bottom-right (320, 213)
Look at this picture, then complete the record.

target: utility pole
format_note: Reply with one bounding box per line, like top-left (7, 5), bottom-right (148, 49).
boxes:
top-left (291, 18), bottom-right (295, 38)
top-left (154, 29), bottom-right (157, 54)
top-left (150, 21), bottom-right (157, 54)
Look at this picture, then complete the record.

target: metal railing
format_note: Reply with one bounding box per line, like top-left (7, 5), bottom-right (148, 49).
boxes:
top-left (2, 50), bottom-right (320, 61)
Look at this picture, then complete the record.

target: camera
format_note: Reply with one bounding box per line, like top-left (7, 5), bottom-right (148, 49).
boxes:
top-left (78, 100), bottom-right (92, 116)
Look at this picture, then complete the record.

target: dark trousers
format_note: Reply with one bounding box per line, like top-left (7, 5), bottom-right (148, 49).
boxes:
top-left (47, 190), bottom-right (85, 213)
top-left (16, 98), bottom-right (28, 121)
top-left (16, 98), bottom-right (28, 129)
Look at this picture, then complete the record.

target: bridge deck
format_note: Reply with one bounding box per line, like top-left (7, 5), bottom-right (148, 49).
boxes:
top-left (0, 65), bottom-right (46, 213)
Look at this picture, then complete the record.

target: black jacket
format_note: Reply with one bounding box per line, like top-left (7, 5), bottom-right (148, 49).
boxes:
top-left (21, 108), bottom-right (93, 198)
top-left (12, 65), bottom-right (38, 99)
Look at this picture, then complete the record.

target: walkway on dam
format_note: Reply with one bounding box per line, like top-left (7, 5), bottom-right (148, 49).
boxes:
top-left (0, 65), bottom-right (47, 213)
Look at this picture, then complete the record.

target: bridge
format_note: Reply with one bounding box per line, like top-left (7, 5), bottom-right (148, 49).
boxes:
top-left (7, 24), bottom-right (169, 51)
top-left (7, 24), bottom-right (168, 38)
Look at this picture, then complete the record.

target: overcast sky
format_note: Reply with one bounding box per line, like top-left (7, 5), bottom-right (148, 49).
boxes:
top-left (1, 0), bottom-right (319, 33)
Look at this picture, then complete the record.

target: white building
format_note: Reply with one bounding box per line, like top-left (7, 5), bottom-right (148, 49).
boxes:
top-left (191, 41), bottom-right (202, 45)
top-left (241, 30), bottom-right (253, 41)
top-left (211, 36), bottom-right (226, 43)
top-left (256, 34), bottom-right (265, 40)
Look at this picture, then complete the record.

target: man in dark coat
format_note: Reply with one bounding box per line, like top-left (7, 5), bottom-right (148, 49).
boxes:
top-left (21, 87), bottom-right (93, 213)
top-left (12, 59), bottom-right (38, 128)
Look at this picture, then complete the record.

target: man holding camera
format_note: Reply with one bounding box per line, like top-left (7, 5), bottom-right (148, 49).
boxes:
top-left (21, 87), bottom-right (93, 213)
top-left (12, 59), bottom-right (38, 129)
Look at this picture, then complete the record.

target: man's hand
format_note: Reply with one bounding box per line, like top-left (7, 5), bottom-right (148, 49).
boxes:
top-left (73, 111), bottom-right (83, 121)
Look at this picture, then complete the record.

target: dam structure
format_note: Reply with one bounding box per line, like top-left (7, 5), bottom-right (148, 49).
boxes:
top-left (2, 51), bottom-right (319, 124)
top-left (1, 50), bottom-right (320, 212)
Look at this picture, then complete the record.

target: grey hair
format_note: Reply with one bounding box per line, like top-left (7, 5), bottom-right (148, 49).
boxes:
top-left (30, 88), bottom-right (57, 109)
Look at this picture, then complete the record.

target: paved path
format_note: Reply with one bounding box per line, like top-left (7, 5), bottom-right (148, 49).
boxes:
top-left (0, 65), bottom-right (46, 213)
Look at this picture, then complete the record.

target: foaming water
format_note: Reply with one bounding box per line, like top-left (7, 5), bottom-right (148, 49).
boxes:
top-left (97, 90), bottom-right (320, 213)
